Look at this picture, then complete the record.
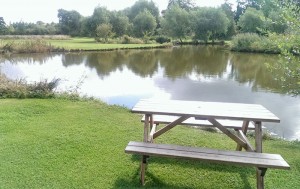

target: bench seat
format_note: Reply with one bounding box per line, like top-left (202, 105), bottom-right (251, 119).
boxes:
top-left (125, 141), bottom-right (290, 170)
top-left (141, 115), bottom-right (259, 130)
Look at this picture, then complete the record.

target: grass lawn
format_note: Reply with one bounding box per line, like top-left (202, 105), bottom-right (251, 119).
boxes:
top-left (48, 38), bottom-right (169, 51)
top-left (0, 99), bottom-right (299, 188)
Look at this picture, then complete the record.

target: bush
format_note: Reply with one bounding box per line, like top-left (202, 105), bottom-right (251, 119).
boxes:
top-left (155, 36), bottom-right (171, 44)
top-left (121, 35), bottom-right (144, 44)
top-left (231, 33), bottom-right (261, 52)
top-left (0, 74), bottom-right (59, 99)
top-left (0, 39), bottom-right (53, 53)
top-left (231, 33), bottom-right (280, 53)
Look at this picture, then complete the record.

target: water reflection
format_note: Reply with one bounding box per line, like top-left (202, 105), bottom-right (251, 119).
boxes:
top-left (0, 46), bottom-right (299, 140)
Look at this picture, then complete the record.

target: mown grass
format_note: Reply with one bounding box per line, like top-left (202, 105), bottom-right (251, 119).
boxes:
top-left (47, 37), bottom-right (170, 51)
top-left (0, 36), bottom-right (171, 54)
top-left (0, 98), bottom-right (299, 189)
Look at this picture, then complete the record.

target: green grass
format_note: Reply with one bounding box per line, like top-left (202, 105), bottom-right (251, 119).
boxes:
top-left (48, 37), bottom-right (169, 51)
top-left (0, 99), bottom-right (299, 188)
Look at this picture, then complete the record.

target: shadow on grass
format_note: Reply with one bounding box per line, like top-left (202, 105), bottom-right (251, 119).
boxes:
top-left (115, 154), bottom-right (253, 189)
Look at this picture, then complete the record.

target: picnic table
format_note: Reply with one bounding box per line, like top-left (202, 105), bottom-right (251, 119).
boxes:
top-left (125, 99), bottom-right (290, 189)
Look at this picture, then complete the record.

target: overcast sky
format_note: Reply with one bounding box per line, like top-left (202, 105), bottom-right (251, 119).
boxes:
top-left (1, 0), bottom-right (236, 24)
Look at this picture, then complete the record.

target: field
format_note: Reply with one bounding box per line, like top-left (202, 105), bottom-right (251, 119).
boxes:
top-left (0, 98), bottom-right (299, 188)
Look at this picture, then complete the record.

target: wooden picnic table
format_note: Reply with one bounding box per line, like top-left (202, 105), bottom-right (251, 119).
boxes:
top-left (126, 99), bottom-right (288, 189)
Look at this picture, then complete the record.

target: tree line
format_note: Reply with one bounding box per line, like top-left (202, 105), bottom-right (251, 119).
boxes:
top-left (0, 0), bottom-right (299, 43)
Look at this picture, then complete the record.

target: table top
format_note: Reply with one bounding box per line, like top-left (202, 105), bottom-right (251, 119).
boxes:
top-left (132, 99), bottom-right (280, 123)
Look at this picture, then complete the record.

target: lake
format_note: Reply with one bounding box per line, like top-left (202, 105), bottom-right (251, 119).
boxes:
top-left (1, 46), bottom-right (300, 140)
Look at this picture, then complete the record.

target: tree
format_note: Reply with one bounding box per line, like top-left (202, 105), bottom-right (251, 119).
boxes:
top-left (109, 12), bottom-right (130, 37)
top-left (95, 23), bottom-right (113, 43)
top-left (89, 6), bottom-right (111, 36)
top-left (161, 4), bottom-right (190, 42)
top-left (237, 7), bottom-right (265, 33)
top-left (234, 0), bottom-right (262, 21)
top-left (265, 10), bottom-right (288, 33)
top-left (167, 0), bottom-right (195, 11)
top-left (126, 0), bottom-right (159, 23)
top-left (191, 8), bottom-right (229, 42)
top-left (57, 9), bottom-right (82, 36)
top-left (221, 1), bottom-right (237, 38)
top-left (133, 10), bottom-right (157, 38)
top-left (0, 17), bottom-right (7, 34)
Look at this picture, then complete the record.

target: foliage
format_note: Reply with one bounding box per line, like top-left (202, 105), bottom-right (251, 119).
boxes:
top-left (264, 0), bottom-right (300, 95)
top-left (133, 10), bottom-right (157, 38)
top-left (237, 7), bottom-right (265, 33)
top-left (155, 36), bottom-right (171, 44)
top-left (126, 0), bottom-right (160, 23)
top-left (0, 39), bottom-right (54, 53)
top-left (121, 35), bottom-right (144, 44)
top-left (0, 74), bottom-right (59, 98)
top-left (161, 4), bottom-right (191, 42)
top-left (109, 11), bottom-right (130, 37)
top-left (265, 10), bottom-right (288, 33)
top-left (95, 23), bottom-right (114, 43)
top-left (221, 2), bottom-right (237, 39)
top-left (167, 0), bottom-right (195, 11)
top-left (0, 17), bottom-right (7, 34)
top-left (57, 9), bottom-right (82, 36)
top-left (88, 6), bottom-right (111, 37)
top-left (231, 33), bottom-right (280, 53)
top-left (191, 7), bottom-right (229, 42)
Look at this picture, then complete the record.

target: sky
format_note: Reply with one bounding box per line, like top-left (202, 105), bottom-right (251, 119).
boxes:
top-left (0, 0), bottom-right (236, 24)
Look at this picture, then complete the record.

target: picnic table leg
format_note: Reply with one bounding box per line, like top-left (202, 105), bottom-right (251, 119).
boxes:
top-left (255, 121), bottom-right (264, 189)
top-left (140, 114), bottom-right (151, 185)
top-left (236, 121), bottom-right (249, 151)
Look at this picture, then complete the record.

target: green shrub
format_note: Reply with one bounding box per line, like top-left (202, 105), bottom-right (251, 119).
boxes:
top-left (231, 33), bottom-right (280, 54)
top-left (121, 35), bottom-right (144, 44)
top-left (231, 33), bottom-right (261, 52)
top-left (155, 36), bottom-right (171, 44)
top-left (0, 74), bottom-right (59, 99)
top-left (0, 39), bottom-right (53, 53)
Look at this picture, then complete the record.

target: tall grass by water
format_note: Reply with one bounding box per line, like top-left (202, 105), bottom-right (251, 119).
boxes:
top-left (0, 98), bottom-right (299, 188)
top-left (0, 74), bottom-right (59, 98)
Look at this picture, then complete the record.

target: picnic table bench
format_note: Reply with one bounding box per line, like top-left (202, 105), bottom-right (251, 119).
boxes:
top-left (125, 99), bottom-right (290, 189)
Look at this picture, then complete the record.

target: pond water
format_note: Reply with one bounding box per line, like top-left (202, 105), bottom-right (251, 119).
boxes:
top-left (1, 46), bottom-right (300, 140)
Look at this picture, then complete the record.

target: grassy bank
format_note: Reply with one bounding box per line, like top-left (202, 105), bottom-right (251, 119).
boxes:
top-left (0, 37), bottom-right (171, 54)
top-left (0, 98), bottom-right (299, 188)
top-left (48, 37), bottom-right (171, 51)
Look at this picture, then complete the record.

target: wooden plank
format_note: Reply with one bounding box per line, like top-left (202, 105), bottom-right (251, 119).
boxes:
top-left (125, 142), bottom-right (290, 170)
top-left (132, 99), bottom-right (280, 123)
top-left (237, 130), bottom-right (255, 152)
top-left (143, 114), bottom-right (150, 142)
top-left (149, 124), bottom-right (157, 142)
top-left (152, 116), bottom-right (189, 139)
top-left (208, 118), bottom-right (247, 149)
top-left (141, 115), bottom-right (258, 130)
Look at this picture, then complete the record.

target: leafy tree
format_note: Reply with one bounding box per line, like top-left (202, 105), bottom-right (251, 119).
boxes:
top-left (265, 10), bottom-right (288, 33)
top-left (237, 7), bottom-right (265, 33)
top-left (109, 11), bottom-right (130, 37)
top-left (95, 23), bottom-right (113, 43)
top-left (89, 6), bottom-right (111, 36)
top-left (161, 4), bottom-right (190, 42)
top-left (133, 9), bottom-right (157, 38)
top-left (126, 0), bottom-right (159, 23)
top-left (0, 17), bottom-right (7, 34)
top-left (221, 1), bottom-right (237, 38)
top-left (234, 0), bottom-right (262, 21)
top-left (57, 9), bottom-right (82, 36)
top-left (167, 0), bottom-right (195, 11)
top-left (191, 8), bottom-right (229, 42)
